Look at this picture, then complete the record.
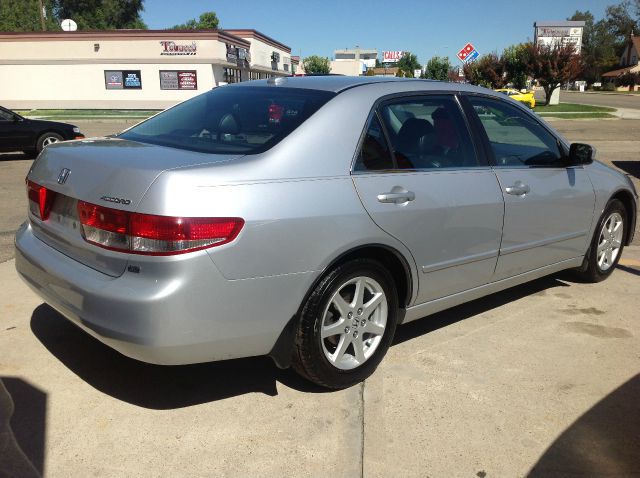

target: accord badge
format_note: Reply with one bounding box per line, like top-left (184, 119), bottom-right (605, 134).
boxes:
top-left (57, 168), bottom-right (71, 184)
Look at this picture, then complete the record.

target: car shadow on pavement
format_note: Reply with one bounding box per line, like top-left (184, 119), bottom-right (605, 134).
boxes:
top-left (617, 263), bottom-right (640, 276)
top-left (30, 276), bottom-right (573, 407)
top-left (527, 373), bottom-right (640, 477)
top-left (0, 377), bottom-right (46, 477)
top-left (29, 304), bottom-right (330, 410)
top-left (393, 275), bottom-right (570, 346)
top-left (0, 151), bottom-right (37, 162)
top-left (612, 160), bottom-right (640, 179)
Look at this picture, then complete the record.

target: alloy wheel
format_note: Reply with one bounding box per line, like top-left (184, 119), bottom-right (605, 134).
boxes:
top-left (320, 276), bottom-right (388, 370)
top-left (596, 212), bottom-right (623, 271)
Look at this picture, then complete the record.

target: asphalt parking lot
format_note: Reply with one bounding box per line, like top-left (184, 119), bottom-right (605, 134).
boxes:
top-left (1, 118), bottom-right (639, 477)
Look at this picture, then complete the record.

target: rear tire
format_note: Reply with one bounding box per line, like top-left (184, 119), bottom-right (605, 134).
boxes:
top-left (36, 132), bottom-right (63, 153)
top-left (575, 199), bottom-right (626, 283)
top-left (292, 259), bottom-right (398, 389)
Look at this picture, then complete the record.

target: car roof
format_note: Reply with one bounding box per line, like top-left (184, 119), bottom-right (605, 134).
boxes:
top-left (227, 75), bottom-right (453, 93)
top-left (223, 75), bottom-right (518, 103)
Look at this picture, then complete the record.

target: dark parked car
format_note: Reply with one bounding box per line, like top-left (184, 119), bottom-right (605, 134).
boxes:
top-left (0, 106), bottom-right (84, 154)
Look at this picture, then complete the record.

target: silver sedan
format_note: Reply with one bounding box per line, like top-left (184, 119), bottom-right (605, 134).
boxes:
top-left (15, 77), bottom-right (638, 389)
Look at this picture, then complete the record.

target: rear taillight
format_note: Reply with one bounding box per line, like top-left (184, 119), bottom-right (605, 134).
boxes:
top-left (27, 180), bottom-right (57, 221)
top-left (77, 201), bottom-right (244, 255)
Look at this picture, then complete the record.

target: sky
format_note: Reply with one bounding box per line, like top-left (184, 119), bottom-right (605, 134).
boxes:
top-left (141, 0), bottom-right (612, 64)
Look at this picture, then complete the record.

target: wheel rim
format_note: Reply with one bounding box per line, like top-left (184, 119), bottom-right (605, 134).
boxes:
top-left (596, 212), bottom-right (624, 271)
top-left (320, 276), bottom-right (388, 371)
top-left (42, 136), bottom-right (59, 147)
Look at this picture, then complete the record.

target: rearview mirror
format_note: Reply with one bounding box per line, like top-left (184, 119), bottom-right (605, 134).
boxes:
top-left (568, 143), bottom-right (594, 165)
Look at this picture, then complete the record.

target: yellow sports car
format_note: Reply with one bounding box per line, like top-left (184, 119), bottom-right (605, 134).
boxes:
top-left (494, 89), bottom-right (536, 108)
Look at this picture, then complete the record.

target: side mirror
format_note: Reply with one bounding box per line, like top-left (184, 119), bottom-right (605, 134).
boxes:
top-left (568, 143), bottom-right (594, 165)
top-left (12, 114), bottom-right (22, 122)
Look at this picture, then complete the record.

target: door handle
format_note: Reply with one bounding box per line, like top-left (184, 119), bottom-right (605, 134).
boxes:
top-left (377, 191), bottom-right (416, 204)
top-left (505, 182), bottom-right (530, 196)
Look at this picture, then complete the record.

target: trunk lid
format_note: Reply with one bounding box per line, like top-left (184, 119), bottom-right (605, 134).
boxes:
top-left (27, 137), bottom-right (241, 277)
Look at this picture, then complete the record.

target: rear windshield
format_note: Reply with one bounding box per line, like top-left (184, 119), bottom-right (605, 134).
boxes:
top-left (119, 86), bottom-right (335, 154)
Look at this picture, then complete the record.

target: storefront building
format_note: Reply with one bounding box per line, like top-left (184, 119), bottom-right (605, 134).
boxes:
top-left (0, 29), bottom-right (292, 109)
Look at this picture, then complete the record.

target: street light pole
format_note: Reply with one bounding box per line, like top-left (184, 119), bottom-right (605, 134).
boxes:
top-left (38, 0), bottom-right (46, 31)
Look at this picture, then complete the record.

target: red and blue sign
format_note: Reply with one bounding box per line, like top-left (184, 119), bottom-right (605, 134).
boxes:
top-left (457, 43), bottom-right (479, 63)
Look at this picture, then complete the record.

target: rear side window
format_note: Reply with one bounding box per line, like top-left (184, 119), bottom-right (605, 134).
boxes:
top-left (379, 96), bottom-right (479, 169)
top-left (353, 114), bottom-right (394, 171)
top-left (468, 96), bottom-right (564, 167)
top-left (120, 86), bottom-right (335, 154)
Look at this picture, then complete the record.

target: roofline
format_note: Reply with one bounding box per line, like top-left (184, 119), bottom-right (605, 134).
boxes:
top-left (223, 29), bottom-right (291, 53)
top-left (0, 29), bottom-right (251, 48)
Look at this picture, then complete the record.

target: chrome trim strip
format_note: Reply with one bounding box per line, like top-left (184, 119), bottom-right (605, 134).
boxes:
top-left (499, 230), bottom-right (588, 256)
top-left (421, 249), bottom-right (499, 274)
top-left (404, 256), bottom-right (583, 322)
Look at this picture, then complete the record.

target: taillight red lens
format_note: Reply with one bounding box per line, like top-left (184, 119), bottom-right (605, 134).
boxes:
top-left (268, 104), bottom-right (284, 123)
top-left (26, 180), bottom-right (56, 221)
top-left (77, 200), bottom-right (244, 255)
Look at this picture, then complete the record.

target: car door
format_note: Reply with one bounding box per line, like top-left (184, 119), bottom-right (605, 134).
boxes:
top-left (351, 94), bottom-right (505, 304)
top-left (0, 107), bottom-right (30, 151)
top-left (463, 94), bottom-right (595, 280)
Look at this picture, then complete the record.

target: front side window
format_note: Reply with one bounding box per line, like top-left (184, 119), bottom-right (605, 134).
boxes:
top-left (378, 96), bottom-right (479, 169)
top-left (468, 96), bottom-right (564, 167)
top-left (119, 86), bottom-right (335, 155)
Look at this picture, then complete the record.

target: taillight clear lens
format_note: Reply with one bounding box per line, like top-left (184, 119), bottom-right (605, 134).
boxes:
top-left (77, 200), bottom-right (244, 255)
top-left (26, 180), bottom-right (56, 221)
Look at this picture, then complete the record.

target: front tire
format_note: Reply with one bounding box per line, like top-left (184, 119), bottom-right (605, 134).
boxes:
top-left (36, 132), bottom-right (63, 153)
top-left (576, 199), bottom-right (626, 282)
top-left (292, 259), bottom-right (398, 389)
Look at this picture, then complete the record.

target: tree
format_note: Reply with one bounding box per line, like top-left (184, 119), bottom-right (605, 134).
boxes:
top-left (462, 60), bottom-right (484, 86)
top-left (568, 10), bottom-right (617, 85)
top-left (526, 43), bottom-right (581, 105)
top-left (53, 0), bottom-right (147, 29)
top-left (396, 52), bottom-right (421, 78)
top-left (602, 1), bottom-right (639, 52)
top-left (302, 55), bottom-right (331, 74)
top-left (0, 0), bottom-right (60, 31)
top-left (479, 53), bottom-right (508, 88)
top-left (171, 11), bottom-right (219, 30)
top-left (422, 56), bottom-right (451, 81)
top-left (502, 44), bottom-right (530, 89)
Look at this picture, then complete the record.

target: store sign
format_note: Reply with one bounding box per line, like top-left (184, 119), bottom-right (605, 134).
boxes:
top-left (123, 70), bottom-right (142, 89)
top-left (227, 44), bottom-right (251, 67)
top-left (160, 41), bottom-right (197, 56)
top-left (105, 71), bottom-right (123, 89)
top-left (178, 71), bottom-right (197, 89)
top-left (383, 51), bottom-right (404, 63)
top-left (160, 70), bottom-right (198, 90)
top-left (238, 48), bottom-right (251, 63)
top-left (226, 44), bottom-right (238, 62)
top-left (535, 24), bottom-right (583, 53)
top-left (105, 70), bottom-right (141, 89)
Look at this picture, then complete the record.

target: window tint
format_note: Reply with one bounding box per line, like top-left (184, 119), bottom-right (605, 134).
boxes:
top-left (379, 96), bottom-right (478, 169)
top-left (469, 96), bottom-right (564, 167)
top-left (353, 114), bottom-right (394, 171)
top-left (0, 109), bottom-right (13, 121)
top-left (120, 86), bottom-right (335, 155)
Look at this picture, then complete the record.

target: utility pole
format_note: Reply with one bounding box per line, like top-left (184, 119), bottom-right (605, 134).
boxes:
top-left (38, 0), bottom-right (46, 31)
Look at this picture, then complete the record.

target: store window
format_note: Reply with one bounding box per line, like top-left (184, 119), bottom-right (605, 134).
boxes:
top-left (104, 70), bottom-right (142, 90)
top-left (159, 71), bottom-right (198, 90)
top-left (224, 68), bottom-right (241, 83)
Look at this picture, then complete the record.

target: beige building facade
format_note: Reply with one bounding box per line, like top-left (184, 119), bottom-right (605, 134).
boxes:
top-left (0, 29), bottom-right (292, 109)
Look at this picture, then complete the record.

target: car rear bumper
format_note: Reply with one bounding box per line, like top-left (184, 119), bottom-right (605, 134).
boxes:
top-left (15, 222), bottom-right (313, 365)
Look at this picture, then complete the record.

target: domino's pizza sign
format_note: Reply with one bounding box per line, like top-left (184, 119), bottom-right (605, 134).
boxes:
top-left (457, 43), bottom-right (479, 63)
